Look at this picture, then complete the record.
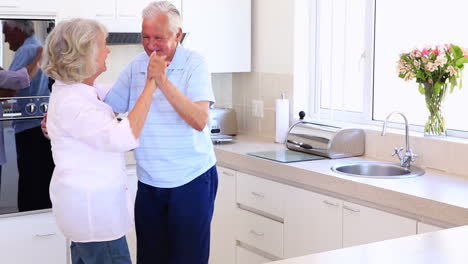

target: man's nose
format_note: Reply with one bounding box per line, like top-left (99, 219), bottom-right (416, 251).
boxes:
top-left (148, 39), bottom-right (158, 50)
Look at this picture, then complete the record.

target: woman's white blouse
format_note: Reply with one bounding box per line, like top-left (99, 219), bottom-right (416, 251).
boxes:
top-left (47, 81), bottom-right (139, 242)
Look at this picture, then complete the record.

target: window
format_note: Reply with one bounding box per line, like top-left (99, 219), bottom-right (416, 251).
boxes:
top-left (311, 0), bottom-right (468, 135)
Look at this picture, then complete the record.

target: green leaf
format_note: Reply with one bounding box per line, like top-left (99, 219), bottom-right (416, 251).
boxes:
top-left (434, 81), bottom-right (442, 95)
top-left (452, 44), bottom-right (463, 59)
top-left (418, 83), bottom-right (425, 94)
top-left (456, 57), bottom-right (468, 66)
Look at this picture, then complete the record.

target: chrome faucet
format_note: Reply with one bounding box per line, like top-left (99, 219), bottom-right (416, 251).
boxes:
top-left (381, 111), bottom-right (418, 168)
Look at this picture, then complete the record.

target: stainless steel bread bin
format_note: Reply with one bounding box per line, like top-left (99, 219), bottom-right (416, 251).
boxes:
top-left (286, 122), bottom-right (365, 159)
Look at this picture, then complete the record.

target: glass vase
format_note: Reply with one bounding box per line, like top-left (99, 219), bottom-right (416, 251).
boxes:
top-left (423, 82), bottom-right (447, 137)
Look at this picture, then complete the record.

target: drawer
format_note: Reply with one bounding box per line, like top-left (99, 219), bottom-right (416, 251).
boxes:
top-left (236, 208), bottom-right (283, 258)
top-left (236, 172), bottom-right (286, 218)
top-left (236, 245), bottom-right (273, 264)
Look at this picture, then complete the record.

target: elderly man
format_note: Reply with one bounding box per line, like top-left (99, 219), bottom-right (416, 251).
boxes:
top-left (105, 1), bottom-right (217, 263)
top-left (2, 20), bottom-right (54, 212)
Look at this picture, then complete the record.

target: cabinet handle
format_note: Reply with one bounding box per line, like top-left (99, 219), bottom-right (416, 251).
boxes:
top-left (0, 5), bottom-right (17, 8)
top-left (250, 230), bottom-right (264, 236)
top-left (251, 191), bottom-right (265, 198)
top-left (95, 13), bottom-right (114, 18)
top-left (35, 232), bottom-right (56, 237)
top-left (323, 200), bottom-right (340, 207)
top-left (343, 205), bottom-right (360, 213)
top-left (119, 13), bottom-right (137, 18)
top-left (222, 171), bottom-right (235, 176)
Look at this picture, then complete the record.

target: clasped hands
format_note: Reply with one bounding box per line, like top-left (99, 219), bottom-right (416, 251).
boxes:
top-left (146, 51), bottom-right (169, 89)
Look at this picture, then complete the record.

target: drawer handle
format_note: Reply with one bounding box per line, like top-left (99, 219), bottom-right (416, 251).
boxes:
top-left (343, 205), bottom-right (360, 213)
top-left (251, 192), bottom-right (265, 198)
top-left (250, 230), bottom-right (264, 237)
top-left (35, 232), bottom-right (56, 237)
top-left (323, 200), bottom-right (340, 207)
top-left (222, 171), bottom-right (235, 176)
top-left (0, 5), bottom-right (17, 8)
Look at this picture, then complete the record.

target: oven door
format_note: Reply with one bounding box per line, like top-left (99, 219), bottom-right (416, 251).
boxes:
top-left (0, 96), bottom-right (53, 215)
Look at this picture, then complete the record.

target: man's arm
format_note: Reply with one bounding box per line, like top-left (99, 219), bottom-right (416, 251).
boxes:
top-left (0, 47), bottom-right (43, 90)
top-left (0, 68), bottom-right (29, 90)
top-left (148, 53), bottom-right (211, 131)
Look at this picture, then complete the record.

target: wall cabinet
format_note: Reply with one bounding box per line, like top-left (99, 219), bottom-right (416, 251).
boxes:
top-left (57, 0), bottom-right (181, 32)
top-left (210, 166), bottom-right (237, 264)
top-left (182, 0), bottom-right (251, 73)
top-left (0, 212), bottom-right (67, 264)
top-left (0, 0), bottom-right (57, 16)
top-left (55, 0), bottom-right (250, 73)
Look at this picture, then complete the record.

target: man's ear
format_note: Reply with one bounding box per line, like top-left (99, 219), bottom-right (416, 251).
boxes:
top-left (176, 28), bottom-right (183, 43)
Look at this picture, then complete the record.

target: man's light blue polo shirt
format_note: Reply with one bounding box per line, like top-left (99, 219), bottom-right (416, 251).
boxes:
top-left (105, 45), bottom-right (216, 188)
top-left (8, 36), bottom-right (50, 133)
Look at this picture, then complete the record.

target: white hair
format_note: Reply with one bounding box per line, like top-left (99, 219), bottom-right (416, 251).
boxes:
top-left (41, 18), bottom-right (108, 84)
top-left (142, 1), bottom-right (182, 35)
top-left (2, 20), bottom-right (35, 37)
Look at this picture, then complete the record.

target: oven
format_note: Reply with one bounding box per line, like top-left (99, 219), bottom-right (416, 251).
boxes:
top-left (0, 96), bottom-right (53, 214)
top-left (1, 17), bottom-right (55, 215)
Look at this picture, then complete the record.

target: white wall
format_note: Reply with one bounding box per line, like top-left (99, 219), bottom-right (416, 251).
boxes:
top-left (232, 0), bottom-right (295, 140)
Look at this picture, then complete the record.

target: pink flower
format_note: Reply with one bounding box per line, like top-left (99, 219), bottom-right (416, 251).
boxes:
top-left (425, 62), bottom-right (437, 72)
top-left (463, 48), bottom-right (468, 58)
top-left (446, 66), bottom-right (457, 76)
top-left (421, 48), bottom-right (429, 56)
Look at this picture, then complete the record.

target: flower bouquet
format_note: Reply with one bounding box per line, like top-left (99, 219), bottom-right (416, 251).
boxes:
top-left (397, 44), bottom-right (468, 136)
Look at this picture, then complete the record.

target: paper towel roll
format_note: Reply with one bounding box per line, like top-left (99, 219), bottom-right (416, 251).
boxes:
top-left (275, 98), bottom-right (289, 143)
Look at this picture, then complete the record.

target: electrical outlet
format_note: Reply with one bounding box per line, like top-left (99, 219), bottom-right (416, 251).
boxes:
top-left (252, 100), bottom-right (264, 118)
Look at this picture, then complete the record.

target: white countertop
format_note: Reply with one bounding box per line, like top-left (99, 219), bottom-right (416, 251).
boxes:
top-left (266, 224), bottom-right (468, 264)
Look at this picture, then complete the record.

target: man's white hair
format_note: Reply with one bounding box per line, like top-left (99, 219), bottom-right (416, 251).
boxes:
top-left (142, 1), bottom-right (182, 35)
top-left (2, 20), bottom-right (35, 37)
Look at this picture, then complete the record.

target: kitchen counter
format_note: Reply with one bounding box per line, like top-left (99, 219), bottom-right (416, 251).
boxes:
top-left (214, 136), bottom-right (468, 226)
top-left (215, 136), bottom-right (468, 263)
top-left (266, 224), bottom-right (468, 264)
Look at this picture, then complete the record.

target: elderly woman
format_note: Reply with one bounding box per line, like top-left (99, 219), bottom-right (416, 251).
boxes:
top-left (41, 18), bottom-right (158, 264)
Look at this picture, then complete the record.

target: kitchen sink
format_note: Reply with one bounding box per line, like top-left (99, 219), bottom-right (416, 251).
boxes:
top-left (331, 161), bottom-right (425, 179)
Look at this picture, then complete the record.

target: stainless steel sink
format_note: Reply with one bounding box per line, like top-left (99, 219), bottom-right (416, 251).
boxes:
top-left (331, 161), bottom-right (425, 179)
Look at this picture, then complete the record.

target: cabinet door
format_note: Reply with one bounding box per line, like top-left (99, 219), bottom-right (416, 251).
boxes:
top-left (236, 245), bottom-right (272, 264)
top-left (126, 166), bottom-right (138, 264)
top-left (182, 0), bottom-right (251, 73)
top-left (342, 201), bottom-right (416, 248)
top-left (210, 166), bottom-right (237, 264)
top-left (57, 0), bottom-right (114, 22)
top-left (0, 212), bottom-right (67, 264)
top-left (417, 222), bottom-right (443, 234)
top-left (283, 186), bottom-right (343, 258)
top-left (0, 0), bottom-right (58, 14)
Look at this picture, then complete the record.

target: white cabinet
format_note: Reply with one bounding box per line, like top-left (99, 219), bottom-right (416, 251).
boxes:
top-left (182, 0), bottom-right (251, 73)
top-left (0, 0), bottom-right (57, 15)
top-left (0, 212), bottom-right (67, 264)
top-left (57, 0), bottom-right (181, 32)
top-left (342, 201), bottom-right (417, 247)
top-left (126, 166), bottom-right (138, 264)
top-left (236, 245), bottom-right (272, 264)
top-left (283, 186), bottom-right (343, 258)
top-left (210, 166), bottom-right (237, 264)
top-left (417, 222), bottom-right (443, 234)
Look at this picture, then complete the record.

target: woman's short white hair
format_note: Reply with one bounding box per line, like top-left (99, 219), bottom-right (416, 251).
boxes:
top-left (41, 18), bottom-right (108, 84)
top-left (142, 1), bottom-right (181, 35)
top-left (2, 20), bottom-right (35, 37)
